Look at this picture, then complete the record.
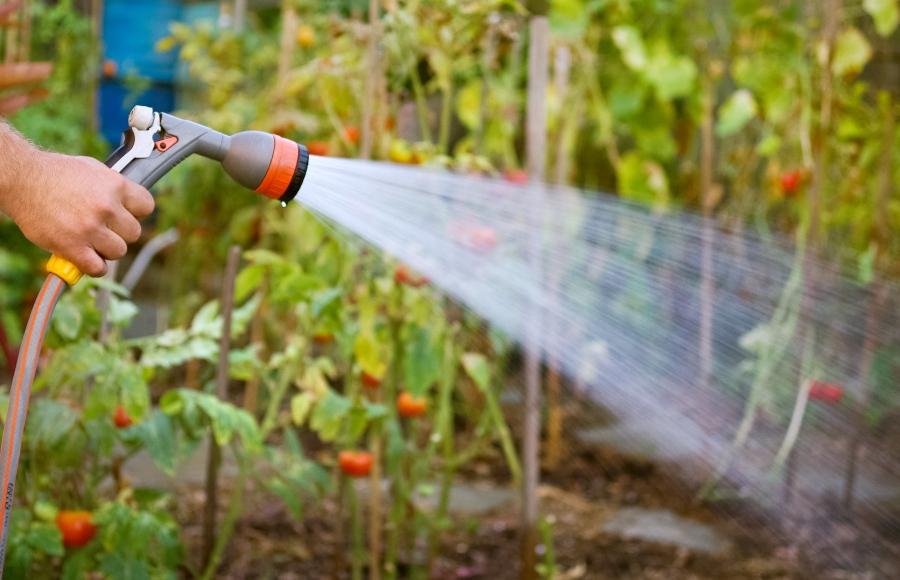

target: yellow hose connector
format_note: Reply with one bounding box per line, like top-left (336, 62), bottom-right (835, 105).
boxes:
top-left (46, 255), bottom-right (83, 286)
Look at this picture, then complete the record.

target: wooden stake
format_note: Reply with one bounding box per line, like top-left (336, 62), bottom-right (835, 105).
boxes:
top-left (276, 0), bottom-right (296, 91)
top-left (844, 94), bottom-right (894, 510)
top-left (203, 246), bottom-right (241, 567)
top-left (360, 0), bottom-right (380, 159)
top-left (544, 45), bottom-right (571, 471)
top-left (522, 5), bottom-right (549, 578)
top-left (698, 77), bottom-right (716, 392)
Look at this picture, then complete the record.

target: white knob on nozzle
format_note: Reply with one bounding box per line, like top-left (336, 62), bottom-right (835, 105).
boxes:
top-left (128, 106), bottom-right (155, 130)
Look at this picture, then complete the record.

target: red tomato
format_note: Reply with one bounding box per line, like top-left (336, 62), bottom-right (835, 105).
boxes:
top-left (779, 170), bottom-right (803, 196)
top-left (344, 126), bottom-right (360, 145)
top-left (338, 450), bottom-right (373, 478)
top-left (503, 169), bottom-right (529, 185)
top-left (469, 226), bottom-right (498, 253)
top-left (307, 141), bottom-right (330, 156)
top-left (113, 405), bottom-right (133, 429)
top-left (361, 371), bottom-right (382, 389)
top-left (809, 381), bottom-right (844, 404)
top-left (56, 511), bottom-right (97, 548)
top-left (397, 392), bottom-right (427, 418)
top-left (394, 264), bottom-right (428, 288)
top-left (313, 333), bottom-right (334, 345)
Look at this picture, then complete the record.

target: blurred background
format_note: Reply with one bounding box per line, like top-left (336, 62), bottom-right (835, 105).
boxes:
top-left (1, 1), bottom-right (899, 578)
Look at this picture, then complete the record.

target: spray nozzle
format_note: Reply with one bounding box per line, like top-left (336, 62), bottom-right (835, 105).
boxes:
top-left (110, 106), bottom-right (310, 204)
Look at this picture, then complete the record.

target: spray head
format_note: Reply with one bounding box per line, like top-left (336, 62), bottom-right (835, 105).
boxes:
top-left (220, 131), bottom-right (310, 203)
top-left (46, 106), bottom-right (312, 285)
top-left (111, 105), bottom-right (310, 204)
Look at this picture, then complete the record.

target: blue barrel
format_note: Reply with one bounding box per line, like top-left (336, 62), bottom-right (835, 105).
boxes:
top-left (98, 0), bottom-right (183, 144)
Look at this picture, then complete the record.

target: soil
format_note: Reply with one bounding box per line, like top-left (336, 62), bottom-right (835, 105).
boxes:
top-left (171, 398), bottom-right (900, 580)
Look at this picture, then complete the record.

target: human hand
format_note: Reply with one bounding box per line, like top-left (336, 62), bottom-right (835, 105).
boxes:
top-left (7, 151), bottom-right (154, 277)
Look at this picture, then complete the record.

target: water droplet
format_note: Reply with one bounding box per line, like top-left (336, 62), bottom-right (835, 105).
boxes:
top-left (281, 201), bottom-right (287, 208)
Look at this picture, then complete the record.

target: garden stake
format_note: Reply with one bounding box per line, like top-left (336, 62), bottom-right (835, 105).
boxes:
top-left (0, 105), bottom-right (313, 573)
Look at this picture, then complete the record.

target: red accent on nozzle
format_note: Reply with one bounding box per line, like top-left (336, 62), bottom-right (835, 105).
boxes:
top-left (256, 135), bottom-right (300, 200)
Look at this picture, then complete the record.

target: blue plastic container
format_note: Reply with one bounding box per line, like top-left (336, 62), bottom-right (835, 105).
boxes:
top-left (98, 0), bottom-right (182, 144)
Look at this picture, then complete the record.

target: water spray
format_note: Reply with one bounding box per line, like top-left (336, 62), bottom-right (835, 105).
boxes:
top-left (0, 106), bottom-right (311, 571)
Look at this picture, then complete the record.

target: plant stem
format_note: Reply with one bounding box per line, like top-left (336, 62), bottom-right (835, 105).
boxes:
top-left (384, 285), bottom-right (405, 579)
top-left (351, 478), bottom-right (365, 580)
top-left (410, 65), bottom-right (432, 143)
top-left (200, 449), bottom-right (248, 580)
top-left (438, 80), bottom-right (453, 155)
top-left (426, 336), bottom-right (457, 574)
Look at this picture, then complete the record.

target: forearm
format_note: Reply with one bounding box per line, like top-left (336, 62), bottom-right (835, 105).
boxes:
top-left (0, 120), bottom-right (42, 223)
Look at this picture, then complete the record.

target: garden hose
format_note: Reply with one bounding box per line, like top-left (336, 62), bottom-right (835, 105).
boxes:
top-left (0, 106), bottom-right (311, 572)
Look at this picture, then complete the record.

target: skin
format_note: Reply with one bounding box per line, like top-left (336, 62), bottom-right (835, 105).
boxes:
top-left (0, 121), bottom-right (154, 277)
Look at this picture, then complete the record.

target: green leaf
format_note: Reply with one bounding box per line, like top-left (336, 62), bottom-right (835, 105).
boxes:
top-left (858, 244), bottom-right (876, 285)
top-left (309, 390), bottom-right (351, 442)
top-left (231, 293), bottom-right (262, 338)
top-left (832, 27), bottom-right (873, 77)
top-left (615, 152), bottom-right (670, 208)
top-left (716, 90), bottom-right (758, 137)
top-left (108, 296), bottom-right (139, 328)
top-left (291, 393), bottom-right (314, 426)
top-left (455, 80), bottom-right (482, 130)
top-left (310, 287), bottom-right (343, 318)
top-left (404, 327), bottom-right (440, 395)
top-left (26, 399), bottom-right (78, 449)
top-left (61, 548), bottom-right (93, 580)
top-left (190, 301), bottom-right (220, 336)
top-left (125, 411), bottom-right (178, 475)
top-left (354, 332), bottom-right (387, 378)
top-left (52, 298), bottom-right (83, 340)
top-left (235, 264), bottom-right (265, 302)
top-left (645, 51), bottom-right (697, 100)
top-left (461, 353), bottom-right (491, 391)
top-left (346, 405), bottom-right (369, 442)
top-left (864, 0), bottom-right (899, 36)
top-left (99, 551), bottom-right (151, 580)
top-left (26, 522), bottom-right (64, 557)
top-left (612, 26), bottom-right (648, 71)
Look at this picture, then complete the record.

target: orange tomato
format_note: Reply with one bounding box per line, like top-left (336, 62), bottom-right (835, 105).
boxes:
top-left (469, 226), bottom-right (498, 253)
top-left (56, 511), bottom-right (97, 548)
top-left (394, 264), bottom-right (428, 288)
top-left (101, 59), bottom-right (118, 79)
top-left (397, 392), bottom-right (427, 418)
top-left (307, 141), bottom-right (330, 156)
top-left (313, 332), bottom-right (334, 345)
top-left (113, 405), bottom-right (133, 429)
top-left (343, 126), bottom-right (360, 145)
top-left (809, 381), bottom-right (844, 404)
top-left (338, 450), bottom-right (374, 478)
top-left (779, 170), bottom-right (803, 196)
top-left (503, 169), bottom-right (529, 185)
top-left (296, 25), bottom-right (316, 48)
top-left (361, 371), bottom-right (382, 389)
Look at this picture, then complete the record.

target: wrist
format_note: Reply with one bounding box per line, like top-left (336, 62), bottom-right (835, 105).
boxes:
top-left (0, 123), bottom-right (42, 222)
top-left (0, 147), bottom-right (45, 225)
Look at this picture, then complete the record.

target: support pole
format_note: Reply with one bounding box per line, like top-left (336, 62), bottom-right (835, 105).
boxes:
top-left (522, 3), bottom-right (548, 578)
top-left (202, 246), bottom-right (241, 567)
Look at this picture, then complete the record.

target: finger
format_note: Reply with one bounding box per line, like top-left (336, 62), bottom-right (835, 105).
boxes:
top-left (92, 228), bottom-right (128, 261)
top-left (107, 208), bottom-right (142, 244)
top-left (70, 248), bottom-right (107, 278)
top-left (120, 180), bottom-right (155, 220)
